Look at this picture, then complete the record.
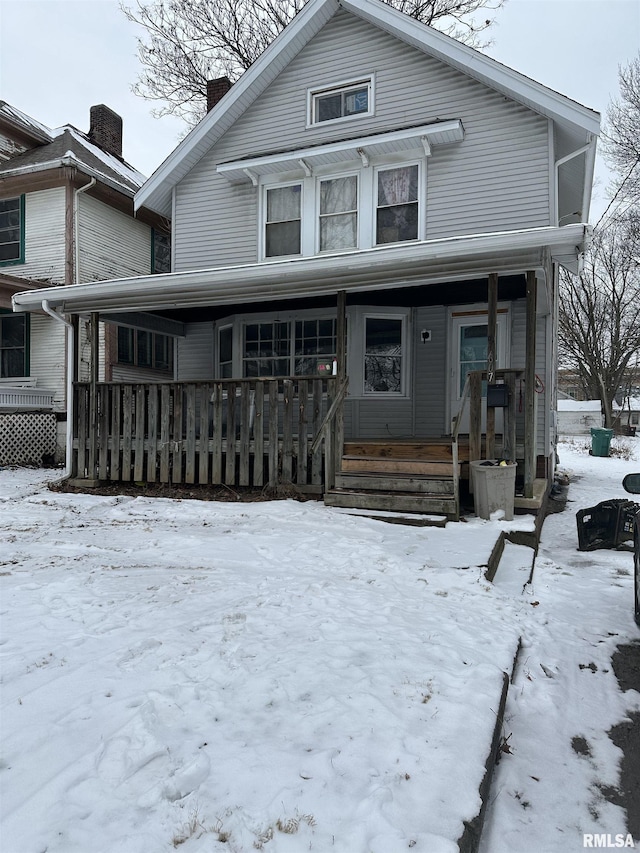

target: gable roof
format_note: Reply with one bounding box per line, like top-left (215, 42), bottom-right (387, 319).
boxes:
top-left (0, 103), bottom-right (146, 197)
top-left (136, 0), bottom-right (600, 219)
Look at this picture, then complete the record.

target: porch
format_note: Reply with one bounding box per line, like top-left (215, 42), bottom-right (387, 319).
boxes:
top-left (71, 367), bottom-right (543, 520)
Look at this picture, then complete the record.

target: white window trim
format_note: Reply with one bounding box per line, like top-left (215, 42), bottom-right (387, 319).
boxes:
top-left (362, 310), bottom-right (410, 398)
top-left (315, 170), bottom-right (360, 255)
top-left (261, 180), bottom-right (304, 260)
top-left (307, 75), bottom-right (375, 128)
top-left (216, 308), bottom-right (342, 379)
top-left (373, 160), bottom-right (425, 246)
top-left (259, 157), bottom-right (426, 261)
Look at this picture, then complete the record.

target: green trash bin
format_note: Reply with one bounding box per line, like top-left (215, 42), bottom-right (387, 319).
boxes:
top-left (590, 427), bottom-right (613, 457)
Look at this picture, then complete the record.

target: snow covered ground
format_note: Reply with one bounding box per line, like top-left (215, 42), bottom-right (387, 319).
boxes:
top-left (0, 438), bottom-right (638, 853)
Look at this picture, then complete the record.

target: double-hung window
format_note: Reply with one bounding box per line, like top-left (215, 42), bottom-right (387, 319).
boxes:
top-left (319, 175), bottom-right (358, 252)
top-left (0, 196), bottom-right (25, 265)
top-left (0, 312), bottom-right (27, 377)
top-left (376, 165), bottom-right (419, 245)
top-left (264, 184), bottom-right (302, 258)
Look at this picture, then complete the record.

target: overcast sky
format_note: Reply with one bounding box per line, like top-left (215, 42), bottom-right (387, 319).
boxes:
top-left (1, 0), bottom-right (638, 222)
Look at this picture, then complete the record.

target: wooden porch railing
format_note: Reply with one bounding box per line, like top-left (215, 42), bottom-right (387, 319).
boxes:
top-left (73, 377), bottom-right (342, 491)
top-left (452, 367), bottom-right (528, 494)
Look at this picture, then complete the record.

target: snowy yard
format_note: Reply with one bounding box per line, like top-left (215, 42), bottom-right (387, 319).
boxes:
top-left (1, 437), bottom-right (639, 852)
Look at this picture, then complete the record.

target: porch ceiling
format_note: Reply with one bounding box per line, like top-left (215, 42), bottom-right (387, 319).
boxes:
top-left (12, 224), bottom-right (589, 318)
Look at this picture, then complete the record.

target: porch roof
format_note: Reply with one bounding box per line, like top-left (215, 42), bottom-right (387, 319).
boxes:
top-left (12, 224), bottom-right (589, 320)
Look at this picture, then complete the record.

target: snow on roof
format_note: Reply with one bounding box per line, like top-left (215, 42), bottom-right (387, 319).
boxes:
top-left (1, 103), bottom-right (146, 193)
top-left (0, 101), bottom-right (53, 143)
top-left (65, 126), bottom-right (146, 187)
top-left (557, 399), bottom-right (601, 411)
top-left (613, 396), bottom-right (640, 411)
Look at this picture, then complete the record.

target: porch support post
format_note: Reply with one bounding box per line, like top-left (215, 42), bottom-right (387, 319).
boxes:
top-left (524, 271), bottom-right (537, 498)
top-left (486, 273), bottom-right (498, 458)
top-left (334, 290), bottom-right (347, 484)
top-left (336, 291), bottom-right (346, 380)
top-left (88, 312), bottom-right (99, 480)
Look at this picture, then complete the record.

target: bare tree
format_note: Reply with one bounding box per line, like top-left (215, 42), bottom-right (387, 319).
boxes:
top-left (601, 53), bottom-right (640, 229)
top-left (121, 0), bottom-right (504, 125)
top-left (558, 216), bottom-right (640, 428)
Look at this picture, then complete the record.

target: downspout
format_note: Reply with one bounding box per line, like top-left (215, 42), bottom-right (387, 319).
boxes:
top-left (74, 177), bottom-right (96, 284)
top-left (42, 300), bottom-right (75, 479)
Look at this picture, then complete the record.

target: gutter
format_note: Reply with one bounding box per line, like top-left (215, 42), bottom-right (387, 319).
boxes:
top-left (12, 224), bottom-right (590, 315)
top-left (41, 300), bottom-right (75, 479)
top-left (0, 154), bottom-right (138, 198)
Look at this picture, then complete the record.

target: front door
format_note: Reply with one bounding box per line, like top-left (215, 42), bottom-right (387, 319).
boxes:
top-left (449, 310), bottom-right (509, 433)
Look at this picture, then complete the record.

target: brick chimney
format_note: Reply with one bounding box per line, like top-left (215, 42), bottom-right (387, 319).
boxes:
top-left (88, 105), bottom-right (123, 159)
top-left (207, 77), bottom-right (232, 112)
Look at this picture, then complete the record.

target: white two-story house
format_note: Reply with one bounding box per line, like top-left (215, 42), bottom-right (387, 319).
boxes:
top-left (0, 102), bottom-right (171, 464)
top-left (12, 0), bottom-right (599, 518)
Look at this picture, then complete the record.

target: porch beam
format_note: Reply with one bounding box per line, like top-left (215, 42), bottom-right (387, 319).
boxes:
top-left (524, 270), bottom-right (537, 498)
top-left (99, 312), bottom-right (186, 337)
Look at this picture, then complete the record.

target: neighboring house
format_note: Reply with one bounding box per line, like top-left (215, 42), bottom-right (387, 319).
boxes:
top-left (13, 0), bottom-right (599, 518)
top-left (557, 397), bottom-right (603, 437)
top-left (0, 101), bottom-right (171, 464)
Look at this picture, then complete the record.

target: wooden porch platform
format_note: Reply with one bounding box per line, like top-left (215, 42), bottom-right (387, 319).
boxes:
top-left (324, 439), bottom-right (539, 521)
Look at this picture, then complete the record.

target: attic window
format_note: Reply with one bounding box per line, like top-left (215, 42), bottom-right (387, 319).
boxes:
top-left (309, 78), bottom-right (373, 126)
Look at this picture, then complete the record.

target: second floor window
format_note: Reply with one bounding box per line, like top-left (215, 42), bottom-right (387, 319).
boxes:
top-left (0, 196), bottom-right (24, 265)
top-left (319, 176), bottom-right (358, 252)
top-left (265, 185), bottom-right (301, 257)
top-left (376, 165), bottom-right (419, 245)
top-left (261, 161), bottom-right (422, 260)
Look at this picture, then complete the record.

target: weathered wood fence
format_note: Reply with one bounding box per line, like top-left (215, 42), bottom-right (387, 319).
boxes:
top-left (73, 377), bottom-right (343, 491)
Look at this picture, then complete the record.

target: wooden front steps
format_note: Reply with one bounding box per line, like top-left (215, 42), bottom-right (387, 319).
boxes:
top-left (324, 440), bottom-right (460, 520)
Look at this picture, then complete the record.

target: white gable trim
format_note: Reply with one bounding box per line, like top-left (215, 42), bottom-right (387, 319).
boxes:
top-left (135, 0), bottom-right (600, 219)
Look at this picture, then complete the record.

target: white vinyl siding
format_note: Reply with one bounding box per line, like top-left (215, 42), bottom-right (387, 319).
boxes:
top-left (176, 323), bottom-right (215, 380)
top-left (77, 194), bottom-right (151, 282)
top-left (172, 10), bottom-right (551, 271)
